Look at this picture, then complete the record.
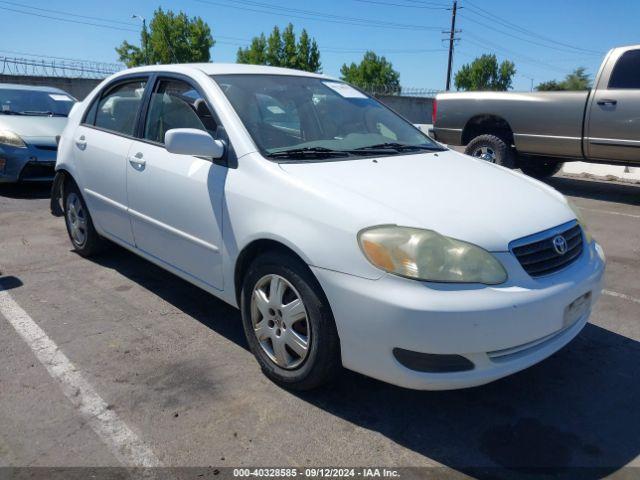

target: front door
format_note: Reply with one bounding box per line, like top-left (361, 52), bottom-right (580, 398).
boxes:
top-left (73, 78), bottom-right (148, 246)
top-left (126, 77), bottom-right (225, 290)
top-left (587, 48), bottom-right (640, 163)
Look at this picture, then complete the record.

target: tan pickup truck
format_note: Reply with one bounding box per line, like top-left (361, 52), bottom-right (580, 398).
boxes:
top-left (433, 45), bottom-right (640, 178)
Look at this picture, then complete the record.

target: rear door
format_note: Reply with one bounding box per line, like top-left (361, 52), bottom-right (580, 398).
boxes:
top-left (73, 77), bottom-right (149, 245)
top-left (126, 75), bottom-right (226, 290)
top-left (586, 48), bottom-right (640, 163)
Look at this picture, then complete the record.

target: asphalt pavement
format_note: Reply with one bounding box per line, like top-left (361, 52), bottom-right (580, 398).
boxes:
top-left (0, 174), bottom-right (639, 478)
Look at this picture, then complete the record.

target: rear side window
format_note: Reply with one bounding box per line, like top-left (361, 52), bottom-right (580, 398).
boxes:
top-left (608, 50), bottom-right (640, 89)
top-left (92, 80), bottom-right (147, 136)
top-left (143, 79), bottom-right (217, 144)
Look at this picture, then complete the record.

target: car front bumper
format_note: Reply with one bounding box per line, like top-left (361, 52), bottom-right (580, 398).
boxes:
top-left (312, 239), bottom-right (605, 390)
top-left (0, 140), bottom-right (57, 183)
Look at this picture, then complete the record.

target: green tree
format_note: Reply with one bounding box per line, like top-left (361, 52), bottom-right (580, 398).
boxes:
top-left (116, 7), bottom-right (214, 67)
top-left (339, 51), bottom-right (400, 93)
top-left (454, 54), bottom-right (516, 91)
top-left (237, 23), bottom-right (321, 72)
top-left (536, 67), bottom-right (591, 91)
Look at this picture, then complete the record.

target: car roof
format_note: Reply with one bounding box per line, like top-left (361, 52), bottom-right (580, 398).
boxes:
top-left (0, 82), bottom-right (72, 94)
top-left (115, 63), bottom-right (331, 79)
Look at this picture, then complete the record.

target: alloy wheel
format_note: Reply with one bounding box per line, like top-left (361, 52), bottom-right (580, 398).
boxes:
top-left (472, 146), bottom-right (497, 163)
top-left (250, 274), bottom-right (311, 369)
top-left (66, 192), bottom-right (87, 247)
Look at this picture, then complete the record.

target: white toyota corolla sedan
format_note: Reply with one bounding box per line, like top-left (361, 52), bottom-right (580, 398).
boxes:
top-left (52, 64), bottom-right (605, 390)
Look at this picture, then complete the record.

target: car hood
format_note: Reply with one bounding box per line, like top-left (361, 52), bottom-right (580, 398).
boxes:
top-left (0, 115), bottom-right (68, 140)
top-left (279, 149), bottom-right (574, 252)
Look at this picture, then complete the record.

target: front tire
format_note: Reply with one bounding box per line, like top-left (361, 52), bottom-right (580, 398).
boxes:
top-left (519, 157), bottom-right (563, 179)
top-left (465, 134), bottom-right (516, 169)
top-left (240, 251), bottom-right (341, 390)
top-left (63, 181), bottom-right (105, 257)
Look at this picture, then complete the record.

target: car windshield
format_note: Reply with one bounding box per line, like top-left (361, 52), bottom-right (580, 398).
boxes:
top-left (0, 88), bottom-right (76, 117)
top-left (211, 74), bottom-right (443, 160)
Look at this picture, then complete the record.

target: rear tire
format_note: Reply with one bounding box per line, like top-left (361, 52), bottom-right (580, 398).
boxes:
top-left (63, 181), bottom-right (106, 257)
top-left (465, 134), bottom-right (516, 169)
top-left (240, 251), bottom-right (341, 390)
top-left (519, 158), bottom-right (563, 179)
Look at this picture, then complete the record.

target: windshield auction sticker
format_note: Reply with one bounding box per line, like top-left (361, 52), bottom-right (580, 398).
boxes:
top-left (322, 81), bottom-right (368, 99)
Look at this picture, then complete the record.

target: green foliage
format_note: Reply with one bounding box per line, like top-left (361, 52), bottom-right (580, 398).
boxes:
top-left (454, 54), bottom-right (516, 91)
top-left (339, 51), bottom-right (400, 92)
top-left (536, 67), bottom-right (591, 91)
top-left (116, 7), bottom-right (214, 67)
top-left (236, 23), bottom-right (322, 72)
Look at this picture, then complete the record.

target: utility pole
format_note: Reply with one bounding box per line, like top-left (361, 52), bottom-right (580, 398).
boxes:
top-left (445, 0), bottom-right (458, 91)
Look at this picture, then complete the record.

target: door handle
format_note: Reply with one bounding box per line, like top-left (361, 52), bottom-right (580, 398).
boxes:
top-left (75, 135), bottom-right (87, 150)
top-left (597, 99), bottom-right (617, 106)
top-left (128, 152), bottom-right (146, 170)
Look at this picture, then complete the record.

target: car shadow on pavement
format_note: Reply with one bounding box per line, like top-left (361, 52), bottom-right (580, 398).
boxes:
top-left (0, 182), bottom-right (51, 199)
top-left (547, 176), bottom-right (640, 206)
top-left (90, 247), bottom-right (639, 479)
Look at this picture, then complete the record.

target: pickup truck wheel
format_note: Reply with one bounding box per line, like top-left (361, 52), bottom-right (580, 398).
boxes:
top-left (465, 134), bottom-right (516, 169)
top-left (519, 158), bottom-right (564, 179)
top-left (240, 251), bottom-right (341, 390)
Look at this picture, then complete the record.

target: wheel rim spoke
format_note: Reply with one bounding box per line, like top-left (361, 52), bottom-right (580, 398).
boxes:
top-left (250, 274), bottom-right (310, 370)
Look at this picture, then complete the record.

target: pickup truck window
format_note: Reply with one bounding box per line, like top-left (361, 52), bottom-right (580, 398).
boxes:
top-left (608, 50), bottom-right (640, 89)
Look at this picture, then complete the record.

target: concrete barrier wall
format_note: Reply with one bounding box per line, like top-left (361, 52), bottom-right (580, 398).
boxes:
top-left (375, 95), bottom-right (434, 124)
top-left (0, 75), bottom-right (101, 100)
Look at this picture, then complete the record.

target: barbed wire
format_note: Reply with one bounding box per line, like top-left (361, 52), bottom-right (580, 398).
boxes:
top-left (363, 84), bottom-right (440, 97)
top-left (0, 56), bottom-right (124, 79)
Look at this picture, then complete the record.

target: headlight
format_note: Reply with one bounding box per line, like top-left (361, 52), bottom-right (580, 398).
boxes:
top-left (358, 226), bottom-right (508, 284)
top-left (567, 198), bottom-right (592, 243)
top-left (0, 130), bottom-right (26, 148)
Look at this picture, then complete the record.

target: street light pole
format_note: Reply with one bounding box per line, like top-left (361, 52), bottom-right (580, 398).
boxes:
top-left (132, 14), bottom-right (148, 65)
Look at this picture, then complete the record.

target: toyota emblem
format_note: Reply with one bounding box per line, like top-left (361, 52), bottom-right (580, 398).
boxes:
top-left (552, 235), bottom-right (568, 255)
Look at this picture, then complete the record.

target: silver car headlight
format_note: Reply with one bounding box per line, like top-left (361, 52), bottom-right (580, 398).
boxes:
top-left (358, 225), bottom-right (508, 284)
top-left (0, 130), bottom-right (26, 148)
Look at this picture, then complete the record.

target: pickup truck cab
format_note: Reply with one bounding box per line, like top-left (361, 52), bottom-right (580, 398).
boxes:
top-left (433, 45), bottom-right (640, 178)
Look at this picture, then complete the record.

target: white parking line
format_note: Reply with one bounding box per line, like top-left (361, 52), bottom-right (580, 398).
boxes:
top-left (603, 289), bottom-right (640, 305)
top-left (579, 207), bottom-right (640, 219)
top-left (0, 285), bottom-right (162, 468)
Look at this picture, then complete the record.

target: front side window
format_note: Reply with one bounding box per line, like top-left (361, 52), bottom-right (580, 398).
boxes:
top-left (608, 50), bottom-right (640, 89)
top-left (144, 79), bottom-right (216, 144)
top-left (93, 80), bottom-right (147, 136)
top-left (0, 88), bottom-right (75, 117)
top-left (211, 74), bottom-right (442, 160)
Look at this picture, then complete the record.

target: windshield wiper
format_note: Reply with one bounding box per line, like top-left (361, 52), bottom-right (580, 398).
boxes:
top-left (266, 147), bottom-right (350, 159)
top-left (0, 110), bottom-right (23, 115)
top-left (20, 111), bottom-right (66, 117)
top-left (353, 142), bottom-right (444, 152)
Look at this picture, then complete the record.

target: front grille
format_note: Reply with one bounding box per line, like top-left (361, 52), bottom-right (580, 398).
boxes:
top-left (19, 161), bottom-right (55, 181)
top-left (511, 222), bottom-right (583, 277)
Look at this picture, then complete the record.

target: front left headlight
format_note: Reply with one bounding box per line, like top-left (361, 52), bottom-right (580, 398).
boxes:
top-left (0, 130), bottom-right (26, 148)
top-left (358, 225), bottom-right (508, 284)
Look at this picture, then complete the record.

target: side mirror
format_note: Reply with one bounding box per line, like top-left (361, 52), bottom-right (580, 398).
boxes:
top-left (165, 128), bottom-right (225, 159)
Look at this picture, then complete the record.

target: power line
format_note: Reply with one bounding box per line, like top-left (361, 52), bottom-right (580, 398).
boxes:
top-left (462, 0), bottom-right (603, 56)
top-left (353, 0), bottom-right (449, 9)
top-left (0, 6), bottom-right (138, 32)
top-left (0, 0), bottom-right (137, 26)
top-left (195, 0), bottom-right (442, 30)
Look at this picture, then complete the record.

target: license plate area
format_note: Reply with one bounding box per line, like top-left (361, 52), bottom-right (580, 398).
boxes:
top-left (563, 291), bottom-right (591, 328)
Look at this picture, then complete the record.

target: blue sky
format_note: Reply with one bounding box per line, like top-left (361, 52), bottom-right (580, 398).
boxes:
top-left (1, 0), bottom-right (638, 91)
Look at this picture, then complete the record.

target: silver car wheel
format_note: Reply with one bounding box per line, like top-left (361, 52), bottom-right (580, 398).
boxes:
top-left (472, 146), bottom-right (497, 163)
top-left (250, 274), bottom-right (311, 370)
top-left (66, 192), bottom-right (87, 247)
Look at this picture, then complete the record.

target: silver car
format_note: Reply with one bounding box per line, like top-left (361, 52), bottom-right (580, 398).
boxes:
top-left (0, 83), bottom-right (76, 183)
